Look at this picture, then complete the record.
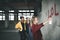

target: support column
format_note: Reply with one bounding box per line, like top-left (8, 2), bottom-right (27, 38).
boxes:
top-left (5, 9), bottom-right (9, 29)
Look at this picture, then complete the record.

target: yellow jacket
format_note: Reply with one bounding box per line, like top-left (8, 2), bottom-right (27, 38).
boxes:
top-left (15, 20), bottom-right (26, 31)
top-left (15, 22), bottom-right (23, 31)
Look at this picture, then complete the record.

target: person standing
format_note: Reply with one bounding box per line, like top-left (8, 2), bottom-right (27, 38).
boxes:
top-left (26, 17), bottom-right (33, 40)
top-left (31, 16), bottom-right (50, 40)
top-left (15, 16), bottom-right (27, 40)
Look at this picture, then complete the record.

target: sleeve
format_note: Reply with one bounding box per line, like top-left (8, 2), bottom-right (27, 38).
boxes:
top-left (15, 22), bottom-right (20, 29)
top-left (32, 23), bottom-right (44, 33)
top-left (39, 23), bottom-right (44, 28)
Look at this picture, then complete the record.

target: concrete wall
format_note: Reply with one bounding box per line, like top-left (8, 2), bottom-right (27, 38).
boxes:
top-left (38, 0), bottom-right (60, 40)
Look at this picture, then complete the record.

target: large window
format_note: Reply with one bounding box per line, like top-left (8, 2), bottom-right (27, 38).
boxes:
top-left (9, 13), bottom-right (14, 21)
top-left (18, 10), bottom-right (34, 20)
top-left (0, 9), bottom-right (34, 21)
top-left (0, 10), bottom-right (5, 21)
top-left (9, 10), bottom-right (14, 21)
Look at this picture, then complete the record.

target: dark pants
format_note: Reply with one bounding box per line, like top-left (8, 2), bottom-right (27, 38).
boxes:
top-left (26, 32), bottom-right (30, 40)
top-left (19, 31), bottom-right (27, 40)
top-left (29, 27), bottom-right (33, 40)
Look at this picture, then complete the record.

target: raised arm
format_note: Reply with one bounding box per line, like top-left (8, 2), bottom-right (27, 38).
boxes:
top-left (43, 17), bottom-right (52, 25)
